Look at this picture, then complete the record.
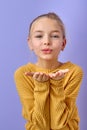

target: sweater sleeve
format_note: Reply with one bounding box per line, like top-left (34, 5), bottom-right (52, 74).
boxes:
top-left (50, 66), bottom-right (83, 129)
top-left (14, 69), bottom-right (50, 130)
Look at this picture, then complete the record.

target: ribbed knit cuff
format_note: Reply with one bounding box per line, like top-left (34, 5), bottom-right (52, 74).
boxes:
top-left (50, 78), bottom-right (65, 99)
top-left (34, 80), bottom-right (49, 92)
top-left (50, 78), bottom-right (64, 88)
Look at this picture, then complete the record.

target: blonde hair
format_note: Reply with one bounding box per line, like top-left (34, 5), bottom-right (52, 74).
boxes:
top-left (29, 12), bottom-right (66, 38)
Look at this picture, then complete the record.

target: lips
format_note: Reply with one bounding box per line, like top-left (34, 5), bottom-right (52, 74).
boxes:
top-left (42, 48), bottom-right (52, 54)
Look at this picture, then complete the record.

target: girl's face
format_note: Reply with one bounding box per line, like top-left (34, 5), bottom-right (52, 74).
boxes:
top-left (28, 17), bottom-right (66, 62)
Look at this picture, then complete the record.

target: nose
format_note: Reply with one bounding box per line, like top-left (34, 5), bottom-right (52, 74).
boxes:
top-left (43, 36), bottom-right (51, 45)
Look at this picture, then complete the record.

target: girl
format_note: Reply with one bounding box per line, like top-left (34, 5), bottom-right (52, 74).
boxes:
top-left (14, 12), bottom-right (83, 130)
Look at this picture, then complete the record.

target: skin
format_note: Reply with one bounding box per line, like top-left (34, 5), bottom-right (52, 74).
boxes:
top-left (26, 17), bottom-right (69, 82)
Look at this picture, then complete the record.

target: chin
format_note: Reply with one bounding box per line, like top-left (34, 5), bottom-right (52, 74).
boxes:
top-left (42, 57), bottom-right (54, 61)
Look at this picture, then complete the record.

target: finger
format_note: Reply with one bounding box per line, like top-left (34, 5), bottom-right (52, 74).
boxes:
top-left (25, 72), bottom-right (34, 76)
top-left (61, 69), bottom-right (69, 73)
top-left (49, 73), bottom-right (53, 78)
top-left (58, 69), bottom-right (69, 76)
top-left (34, 72), bottom-right (49, 82)
top-left (33, 72), bottom-right (44, 81)
top-left (56, 71), bottom-right (64, 76)
top-left (38, 73), bottom-right (48, 81)
top-left (33, 72), bottom-right (40, 79)
top-left (42, 73), bottom-right (49, 81)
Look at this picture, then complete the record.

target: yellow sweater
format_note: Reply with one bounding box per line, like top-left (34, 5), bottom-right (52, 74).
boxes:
top-left (14, 61), bottom-right (83, 130)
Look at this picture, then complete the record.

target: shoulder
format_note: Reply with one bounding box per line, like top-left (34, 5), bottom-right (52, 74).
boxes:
top-left (63, 61), bottom-right (82, 71)
top-left (68, 62), bottom-right (83, 73)
top-left (66, 62), bottom-right (83, 78)
top-left (61, 61), bottom-right (83, 79)
top-left (14, 63), bottom-right (33, 78)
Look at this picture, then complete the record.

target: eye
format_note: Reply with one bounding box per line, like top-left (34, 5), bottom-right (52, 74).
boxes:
top-left (51, 34), bottom-right (59, 38)
top-left (35, 35), bottom-right (43, 38)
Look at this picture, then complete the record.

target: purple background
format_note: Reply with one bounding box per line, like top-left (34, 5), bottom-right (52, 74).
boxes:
top-left (0, 0), bottom-right (87, 130)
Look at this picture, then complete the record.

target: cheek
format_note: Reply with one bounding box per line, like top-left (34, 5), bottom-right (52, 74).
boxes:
top-left (53, 44), bottom-right (63, 55)
top-left (33, 44), bottom-right (40, 50)
top-left (31, 41), bottom-right (39, 49)
top-left (32, 43), bottom-right (40, 53)
top-left (54, 43), bottom-right (62, 50)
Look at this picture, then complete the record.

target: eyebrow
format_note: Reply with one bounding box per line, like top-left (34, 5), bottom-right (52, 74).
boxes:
top-left (51, 30), bottom-right (60, 33)
top-left (34, 30), bottom-right (43, 33)
top-left (34, 30), bottom-right (60, 33)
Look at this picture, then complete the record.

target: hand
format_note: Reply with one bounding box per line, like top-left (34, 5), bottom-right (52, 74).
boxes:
top-left (25, 72), bottom-right (49, 82)
top-left (49, 69), bottom-right (69, 80)
top-left (25, 69), bottom-right (69, 81)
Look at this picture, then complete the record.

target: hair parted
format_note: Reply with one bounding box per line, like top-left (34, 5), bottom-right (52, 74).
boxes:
top-left (28, 12), bottom-right (66, 38)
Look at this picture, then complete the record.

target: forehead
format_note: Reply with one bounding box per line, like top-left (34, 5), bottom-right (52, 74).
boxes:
top-left (30, 17), bottom-right (61, 32)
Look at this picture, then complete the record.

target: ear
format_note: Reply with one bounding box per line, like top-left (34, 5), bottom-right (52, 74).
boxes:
top-left (27, 37), bottom-right (33, 50)
top-left (61, 38), bottom-right (66, 51)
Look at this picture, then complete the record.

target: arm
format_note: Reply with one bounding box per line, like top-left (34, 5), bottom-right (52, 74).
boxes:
top-left (14, 69), bottom-right (50, 130)
top-left (50, 67), bottom-right (83, 129)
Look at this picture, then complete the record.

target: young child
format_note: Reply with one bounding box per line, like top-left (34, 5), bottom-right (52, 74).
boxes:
top-left (14, 12), bottom-right (83, 130)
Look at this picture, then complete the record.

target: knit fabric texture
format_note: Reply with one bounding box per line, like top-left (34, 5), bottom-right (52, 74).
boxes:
top-left (14, 61), bottom-right (83, 130)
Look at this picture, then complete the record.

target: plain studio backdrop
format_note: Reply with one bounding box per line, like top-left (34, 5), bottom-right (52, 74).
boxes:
top-left (0, 0), bottom-right (87, 130)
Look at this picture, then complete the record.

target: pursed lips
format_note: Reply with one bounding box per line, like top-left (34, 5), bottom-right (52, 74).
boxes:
top-left (41, 48), bottom-right (53, 54)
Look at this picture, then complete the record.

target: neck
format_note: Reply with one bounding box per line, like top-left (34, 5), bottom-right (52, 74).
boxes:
top-left (36, 60), bottom-right (61, 70)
